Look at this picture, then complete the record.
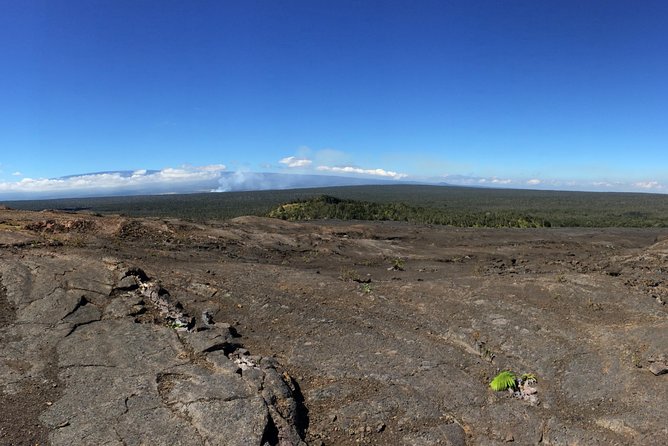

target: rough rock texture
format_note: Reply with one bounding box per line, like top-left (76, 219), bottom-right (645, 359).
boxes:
top-left (0, 209), bottom-right (667, 445)
top-left (0, 213), bottom-right (306, 445)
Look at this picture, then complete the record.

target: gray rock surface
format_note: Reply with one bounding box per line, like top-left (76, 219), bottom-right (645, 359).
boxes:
top-left (1, 209), bottom-right (667, 445)
top-left (648, 362), bottom-right (668, 376)
top-left (1, 246), bottom-right (306, 445)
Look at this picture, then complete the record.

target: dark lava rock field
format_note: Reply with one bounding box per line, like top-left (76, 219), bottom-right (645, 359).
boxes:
top-left (0, 209), bottom-right (666, 445)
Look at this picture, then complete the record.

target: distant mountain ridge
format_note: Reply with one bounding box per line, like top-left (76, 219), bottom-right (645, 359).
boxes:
top-left (58, 170), bottom-right (162, 179)
top-left (0, 170), bottom-right (416, 200)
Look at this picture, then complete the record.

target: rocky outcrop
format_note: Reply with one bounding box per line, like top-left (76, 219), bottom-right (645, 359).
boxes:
top-left (0, 256), bottom-right (306, 446)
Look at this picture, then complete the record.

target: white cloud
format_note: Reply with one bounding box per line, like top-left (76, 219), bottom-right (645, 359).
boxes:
top-left (11, 171), bottom-right (22, 176)
top-left (443, 174), bottom-right (518, 186)
top-left (279, 156), bottom-right (312, 168)
top-left (478, 177), bottom-right (512, 185)
top-left (441, 174), bottom-right (668, 193)
top-left (632, 181), bottom-right (663, 190)
top-left (158, 168), bottom-right (199, 179)
top-left (156, 164), bottom-right (226, 179)
top-left (0, 164), bottom-right (227, 196)
top-left (316, 165), bottom-right (408, 179)
top-left (196, 164), bottom-right (227, 172)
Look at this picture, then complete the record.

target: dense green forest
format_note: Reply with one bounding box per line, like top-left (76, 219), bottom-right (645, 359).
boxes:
top-left (268, 195), bottom-right (551, 228)
top-left (3, 185), bottom-right (668, 227)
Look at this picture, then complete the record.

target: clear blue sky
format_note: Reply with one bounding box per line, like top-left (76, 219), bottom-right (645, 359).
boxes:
top-left (2, 0), bottom-right (667, 195)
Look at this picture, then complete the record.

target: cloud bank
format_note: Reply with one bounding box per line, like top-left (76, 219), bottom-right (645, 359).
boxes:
top-left (278, 151), bottom-right (409, 180)
top-left (316, 165), bottom-right (407, 179)
top-left (0, 163), bottom-right (407, 199)
top-left (441, 174), bottom-right (666, 193)
top-left (632, 181), bottom-right (662, 190)
top-left (279, 156), bottom-right (312, 168)
top-left (1, 147), bottom-right (665, 200)
top-left (0, 165), bottom-right (227, 199)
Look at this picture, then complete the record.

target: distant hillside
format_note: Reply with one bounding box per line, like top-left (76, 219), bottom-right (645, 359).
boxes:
top-left (3, 184), bottom-right (668, 227)
top-left (268, 195), bottom-right (550, 228)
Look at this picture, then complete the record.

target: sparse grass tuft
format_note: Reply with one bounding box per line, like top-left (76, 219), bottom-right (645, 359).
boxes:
top-left (360, 283), bottom-right (373, 294)
top-left (339, 267), bottom-right (361, 282)
top-left (389, 258), bottom-right (405, 271)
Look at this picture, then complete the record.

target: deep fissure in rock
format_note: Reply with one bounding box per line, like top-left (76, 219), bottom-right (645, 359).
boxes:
top-left (290, 377), bottom-right (310, 438)
top-left (0, 273), bottom-right (16, 325)
top-left (260, 413), bottom-right (280, 446)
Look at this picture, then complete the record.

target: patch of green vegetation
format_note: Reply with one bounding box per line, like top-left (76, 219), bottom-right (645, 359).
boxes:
top-left (268, 195), bottom-right (551, 228)
top-left (489, 371), bottom-right (539, 391)
top-left (360, 283), bottom-right (373, 294)
top-left (4, 184), bottom-right (668, 227)
top-left (389, 258), bottom-right (405, 271)
top-left (521, 373), bottom-right (537, 383)
top-left (490, 371), bottom-right (518, 391)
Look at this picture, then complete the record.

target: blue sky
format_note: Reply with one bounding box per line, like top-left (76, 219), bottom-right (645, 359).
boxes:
top-left (1, 0), bottom-right (667, 196)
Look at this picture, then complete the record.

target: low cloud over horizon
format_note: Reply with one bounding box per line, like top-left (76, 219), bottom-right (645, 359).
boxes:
top-left (0, 159), bottom-right (666, 200)
top-left (440, 174), bottom-right (666, 193)
top-left (0, 162), bottom-right (411, 200)
top-left (0, 165), bottom-right (227, 199)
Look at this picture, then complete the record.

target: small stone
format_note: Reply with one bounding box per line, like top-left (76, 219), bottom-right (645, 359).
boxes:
top-left (376, 422), bottom-right (386, 433)
top-left (648, 363), bottom-right (668, 376)
top-left (116, 275), bottom-right (138, 291)
top-left (201, 309), bottom-right (215, 325)
top-left (523, 384), bottom-right (538, 395)
top-left (505, 432), bottom-right (514, 442)
top-left (259, 356), bottom-right (279, 369)
top-left (524, 394), bottom-right (540, 405)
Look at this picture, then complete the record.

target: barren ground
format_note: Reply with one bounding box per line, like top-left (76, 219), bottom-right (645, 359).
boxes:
top-left (1, 209), bottom-right (666, 445)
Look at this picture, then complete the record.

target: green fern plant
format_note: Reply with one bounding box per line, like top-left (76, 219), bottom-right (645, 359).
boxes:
top-left (489, 371), bottom-right (517, 391)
